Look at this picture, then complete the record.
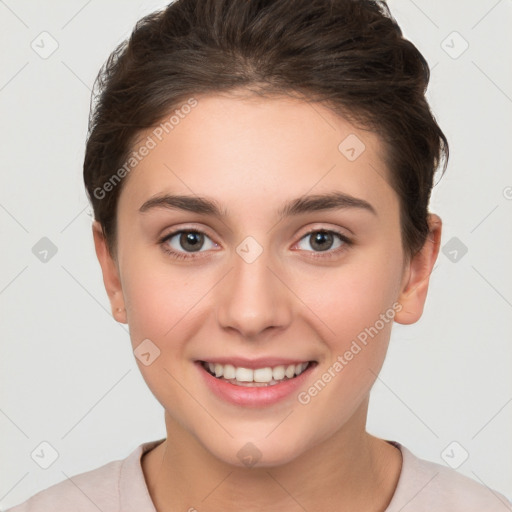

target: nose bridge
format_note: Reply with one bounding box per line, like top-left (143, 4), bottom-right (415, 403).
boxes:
top-left (215, 240), bottom-right (291, 337)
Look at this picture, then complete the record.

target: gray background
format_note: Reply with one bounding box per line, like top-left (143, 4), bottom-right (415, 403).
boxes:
top-left (1, 0), bottom-right (511, 508)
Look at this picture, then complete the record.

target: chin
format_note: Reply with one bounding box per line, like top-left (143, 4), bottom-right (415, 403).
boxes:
top-left (203, 435), bottom-right (309, 469)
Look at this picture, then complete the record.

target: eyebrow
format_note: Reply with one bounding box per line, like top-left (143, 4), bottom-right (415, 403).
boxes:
top-left (139, 191), bottom-right (377, 218)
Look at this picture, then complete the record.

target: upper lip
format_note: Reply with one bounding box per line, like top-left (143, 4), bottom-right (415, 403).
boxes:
top-left (197, 357), bottom-right (315, 369)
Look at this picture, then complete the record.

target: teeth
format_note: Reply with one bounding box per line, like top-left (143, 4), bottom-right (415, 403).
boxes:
top-left (254, 367), bottom-right (273, 382)
top-left (272, 365), bottom-right (285, 380)
top-left (202, 361), bottom-right (311, 384)
top-left (285, 365), bottom-right (295, 379)
top-left (223, 364), bottom-right (236, 380)
top-left (235, 367), bottom-right (253, 382)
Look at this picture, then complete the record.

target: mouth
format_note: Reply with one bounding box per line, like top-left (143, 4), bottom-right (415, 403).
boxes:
top-left (198, 360), bottom-right (317, 387)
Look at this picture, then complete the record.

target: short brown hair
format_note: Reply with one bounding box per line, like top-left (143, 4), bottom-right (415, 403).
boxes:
top-left (83, 0), bottom-right (448, 261)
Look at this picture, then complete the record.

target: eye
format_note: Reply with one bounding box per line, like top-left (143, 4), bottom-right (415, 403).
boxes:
top-left (295, 229), bottom-right (352, 255)
top-left (159, 227), bottom-right (352, 261)
top-left (160, 230), bottom-right (218, 260)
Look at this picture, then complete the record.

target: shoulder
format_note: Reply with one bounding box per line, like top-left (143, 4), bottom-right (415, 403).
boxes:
top-left (4, 439), bottom-right (165, 512)
top-left (387, 442), bottom-right (512, 512)
top-left (5, 458), bottom-right (124, 512)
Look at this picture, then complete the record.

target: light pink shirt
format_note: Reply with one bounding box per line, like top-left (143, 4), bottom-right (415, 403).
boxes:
top-left (6, 439), bottom-right (512, 511)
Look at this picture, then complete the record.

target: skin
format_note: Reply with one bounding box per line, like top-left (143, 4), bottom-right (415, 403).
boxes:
top-left (92, 91), bottom-right (442, 511)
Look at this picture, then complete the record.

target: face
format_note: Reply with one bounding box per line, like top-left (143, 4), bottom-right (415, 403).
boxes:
top-left (93, 91), bottom-right (440, 468)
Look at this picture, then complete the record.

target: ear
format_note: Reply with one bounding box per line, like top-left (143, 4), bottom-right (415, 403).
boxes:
top-left (394, 213), bottom-right (442, 325)
top-left (92, 220), bottom-right (127, 324)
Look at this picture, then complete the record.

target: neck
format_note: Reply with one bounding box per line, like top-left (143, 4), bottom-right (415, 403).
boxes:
top-left (142, 401), bottom-right (402, 511)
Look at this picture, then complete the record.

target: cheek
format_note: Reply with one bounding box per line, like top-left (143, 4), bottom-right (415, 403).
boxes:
top-left (296, 257), bottom-right (400, 347)
top-left (290, 257), bottom-right (401, 415)
top-left (121, 251), bottom-right (201, 339)
top-left (294, 268), bottom-right (396, 427)
top-left (120, 260), bottom-right (205, 410)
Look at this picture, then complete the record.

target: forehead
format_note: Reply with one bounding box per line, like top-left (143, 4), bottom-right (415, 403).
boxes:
top-left (119, 92), bottom-right (396, 217)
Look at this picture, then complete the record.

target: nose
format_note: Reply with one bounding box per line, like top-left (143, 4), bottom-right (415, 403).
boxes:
top-left (215, 245), bottom-right (293, 339)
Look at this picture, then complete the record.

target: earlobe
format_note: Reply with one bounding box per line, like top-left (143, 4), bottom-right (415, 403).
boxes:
top-left (92, 221), bottom-right (127, 324)
top-left (394, 213), bottom-right (442, 325)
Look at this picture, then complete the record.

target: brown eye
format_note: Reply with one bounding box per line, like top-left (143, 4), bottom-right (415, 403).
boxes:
top-left (161, 230), bottom-right (218, 258)
top-left (297, 230), bottom-right (349, 253)
top-left (178, 231), bottom-right (204, 252)
top-left (298, 229), bottom-right (352, 256)
top-left (309, 231), bottom-right (334, 251)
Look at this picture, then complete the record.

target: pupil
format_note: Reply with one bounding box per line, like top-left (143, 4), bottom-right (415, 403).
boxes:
top-left (181, 231), bottom-right (203, 252)
top-left (311, 231), bottom-right (333, 251)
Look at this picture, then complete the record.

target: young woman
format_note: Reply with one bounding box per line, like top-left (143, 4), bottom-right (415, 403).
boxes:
top-left (8, 0), bottom-right (511, 510)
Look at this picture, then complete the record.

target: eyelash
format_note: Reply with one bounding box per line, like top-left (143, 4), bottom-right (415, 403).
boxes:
top-left (158, 228), bottom-right (353, 261)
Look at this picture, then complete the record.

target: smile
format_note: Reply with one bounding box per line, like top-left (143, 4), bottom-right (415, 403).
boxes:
top-left (195, 358), bottom-right (318, 407)
top-left (200, 360), bottom-right (314, 387)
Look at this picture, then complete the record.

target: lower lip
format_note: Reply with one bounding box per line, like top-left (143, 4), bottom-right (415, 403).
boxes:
top-left (195, 361), bottom-right (317, 408)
